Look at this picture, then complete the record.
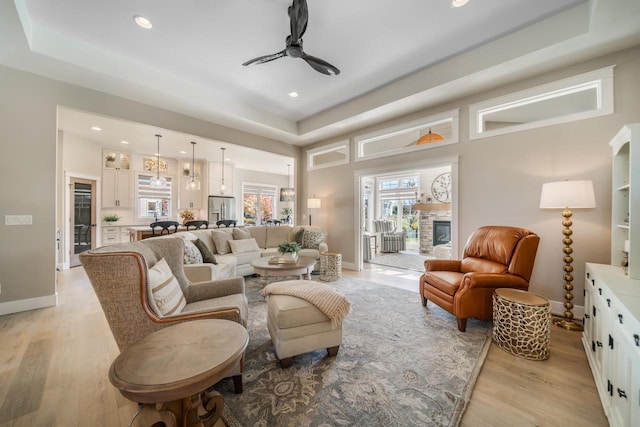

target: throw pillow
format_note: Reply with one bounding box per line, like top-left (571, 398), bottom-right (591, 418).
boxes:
top-left (229, 238), bottom-right (260, 254)
top-left (148, 258), bottom-right (186, 316)
top-left (302, 229), bottom-right (327, 249)
top-left (183, 240), bottom-right (203, 265)
top-left (211, 230), bottom-right (234, 255)
top-left (232, 228), bottom-right (251, 240)
top-left (193, 238), bottom-right (217, 264)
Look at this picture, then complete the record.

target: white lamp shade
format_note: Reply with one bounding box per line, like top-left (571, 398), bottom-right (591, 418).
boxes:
top-left (307, 198), bottom-right (321, 209)
top-left (539, 180), bottom-right (596, 209)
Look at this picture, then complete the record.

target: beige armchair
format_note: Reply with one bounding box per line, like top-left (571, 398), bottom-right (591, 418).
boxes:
top-left (80, 237), bottom-right (248, 393)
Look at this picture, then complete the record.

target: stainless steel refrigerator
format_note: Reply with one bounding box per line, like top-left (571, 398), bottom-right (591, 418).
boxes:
top-left (208, 196), bottom-right (236, 223)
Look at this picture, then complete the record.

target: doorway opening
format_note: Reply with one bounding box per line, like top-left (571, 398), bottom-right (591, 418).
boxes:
top-left (69, 177), bottom-right (97, 267)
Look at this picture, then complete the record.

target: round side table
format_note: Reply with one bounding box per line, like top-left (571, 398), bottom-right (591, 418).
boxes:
top-left (109, 319), bottom-right (248, 427)
top-left (320, 252), bottom-right (342, 282)
top-left (492, 288), bottom-right (551, 361)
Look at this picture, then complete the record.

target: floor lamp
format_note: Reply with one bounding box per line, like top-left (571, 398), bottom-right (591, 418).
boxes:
top-left (540, 180), bottom-right (596, 331)
top-left (307, 196), bottom-right (321, 226)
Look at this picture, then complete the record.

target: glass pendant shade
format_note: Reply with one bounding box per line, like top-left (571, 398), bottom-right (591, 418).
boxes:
top-left (279, 164), bottom-right (295, 202)
top-left (220, 147), bottom-right (226, 195)
top-left (150, 134), bottom-right (167, 188)
top-left (186, 141), bottom-right (201, 191)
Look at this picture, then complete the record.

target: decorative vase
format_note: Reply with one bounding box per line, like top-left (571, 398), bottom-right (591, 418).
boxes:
top-left (282, 252), bottom-right (298, 262)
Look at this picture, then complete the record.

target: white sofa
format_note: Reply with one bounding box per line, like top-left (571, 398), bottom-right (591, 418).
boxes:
top-left (151, 225), bottom-right (328, 280)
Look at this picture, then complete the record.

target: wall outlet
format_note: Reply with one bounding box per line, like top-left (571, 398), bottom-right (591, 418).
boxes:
top-left (5, 215), bottom-right (33, 225)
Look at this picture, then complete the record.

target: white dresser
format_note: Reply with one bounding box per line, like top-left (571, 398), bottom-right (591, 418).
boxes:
top-left (582, 263), bottom-right (640, 427)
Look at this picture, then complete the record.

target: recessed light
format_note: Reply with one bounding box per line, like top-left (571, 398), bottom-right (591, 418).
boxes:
top-left (451, 0), bottom-right (470, 7)
top-left (288, 91), bottom-right (299, 98)
top-left (120, 140), bottom-right (129, 144)
top-left (179, 150), bottom-right (187, 154)
top-left (90, 126), bottom-right (102, 131)
top-left (133, 15), bottom-right (153, 29)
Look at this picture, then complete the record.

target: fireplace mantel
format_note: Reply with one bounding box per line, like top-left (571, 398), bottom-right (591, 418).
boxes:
top-left (412, 203), bottom-right (451, 211)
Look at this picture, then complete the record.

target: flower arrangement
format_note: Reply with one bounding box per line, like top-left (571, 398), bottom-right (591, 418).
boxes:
top-left (278, 241), bottom-right (302, 255)
top-left (179, 209), bottom-right (195, 222)
top-left (103, 214), bottom-right (119, 222)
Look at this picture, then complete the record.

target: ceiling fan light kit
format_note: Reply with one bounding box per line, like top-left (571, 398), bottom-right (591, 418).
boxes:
top-left (242, 0), bottom-right (340, 76)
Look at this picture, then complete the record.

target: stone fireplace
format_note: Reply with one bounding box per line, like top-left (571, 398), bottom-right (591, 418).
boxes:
top-left (417, 207), bottom-right (452, 255)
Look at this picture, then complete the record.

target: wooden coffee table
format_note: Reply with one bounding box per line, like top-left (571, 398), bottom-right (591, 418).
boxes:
top-left (251, 256), bottom-right (316, 283)
top-left (109, 319), bottom-right (248, 427)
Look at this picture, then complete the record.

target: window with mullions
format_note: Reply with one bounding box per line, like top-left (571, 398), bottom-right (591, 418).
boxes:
top-left (378, 176), bottom-right (419, 236)
top-left (243, 183), bottom-right (277, 226)
top-left (137, 174), bottom-right (172, 219)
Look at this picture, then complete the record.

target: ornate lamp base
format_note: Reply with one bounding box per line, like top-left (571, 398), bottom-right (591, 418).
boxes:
top-left (553, 317), bottom-right (583, 332)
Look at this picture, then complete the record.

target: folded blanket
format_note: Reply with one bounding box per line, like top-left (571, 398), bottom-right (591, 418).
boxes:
top-left (262, 281), bottom-right (351, 327)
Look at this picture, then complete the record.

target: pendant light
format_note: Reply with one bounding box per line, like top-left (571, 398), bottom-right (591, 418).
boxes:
top-left (186, 141), bottom-right (201, 191)
top-left (416, 128), bottom-right (443, 145)
top-left (279, 164), bottom-right (295, 202)
top-left (220, 147), bottom-right (226, 195)
top-left (150, 134), bottom-right (167, 188)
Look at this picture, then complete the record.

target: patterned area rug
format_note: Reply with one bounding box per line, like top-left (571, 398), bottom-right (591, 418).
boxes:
top-left (368, 252), bottom-right (431, 272)
top-left (216, 276), bottom-right (491, 427)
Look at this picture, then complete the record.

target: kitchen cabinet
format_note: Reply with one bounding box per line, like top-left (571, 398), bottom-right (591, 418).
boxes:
top-left (582, 263), bottom-right (640, 427)
top-left (101, 225), bottom-right (131, 246)
top-left (102, 149), bottom-right (132, 208)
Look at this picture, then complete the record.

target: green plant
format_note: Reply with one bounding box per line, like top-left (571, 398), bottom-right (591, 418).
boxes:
top-left (278, 241), bottom-right (301, 254)
top-left (105, 154), bottom-right (116, 162)
top-left (281, 207), bottom-right (293, 216)
top-left (103, 214), bottom-right (119, 222)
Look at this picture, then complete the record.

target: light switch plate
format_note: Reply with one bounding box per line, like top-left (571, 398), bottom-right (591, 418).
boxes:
top-left (5, 215), bottom-right (33, 225)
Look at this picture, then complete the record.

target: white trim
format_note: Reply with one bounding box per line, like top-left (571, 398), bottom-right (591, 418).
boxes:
top-left (353, 156), bottom-right (459, 271)
top-left (355, 109), bottom-right (459, 162)
top-left (307, 139), bottom-right (350, 171)
top-left (469, 66), bottom-right (615, 140)
top-left (0, 293), bottom-right (58, 316)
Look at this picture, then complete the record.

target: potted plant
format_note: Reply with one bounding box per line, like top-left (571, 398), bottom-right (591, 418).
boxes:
top-left (103, 214), bottom-right (119, 223)
top-left (105, 154), bottom-right (116, 168)
top-left (183, 167), bottom-right (190, 176)
top-left (281, 207), bottom-right (293, 224)
top-left (278, 241), bottom-right (302, 262)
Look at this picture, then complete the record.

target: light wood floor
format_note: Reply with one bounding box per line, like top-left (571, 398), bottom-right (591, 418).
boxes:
top-left (0, 264), bottom-right (607, 426)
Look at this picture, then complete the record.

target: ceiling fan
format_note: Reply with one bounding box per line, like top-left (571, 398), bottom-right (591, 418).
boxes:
top-left (242, 0), bottom-right (340, 76)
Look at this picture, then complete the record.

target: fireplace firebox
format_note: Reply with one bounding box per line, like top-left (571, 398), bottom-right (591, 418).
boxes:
top-left (433, 220), bottom-right (451, 246)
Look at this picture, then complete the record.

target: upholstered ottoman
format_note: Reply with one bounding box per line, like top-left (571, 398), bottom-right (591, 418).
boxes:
top-left (263, 280), bottom-right (350, 368)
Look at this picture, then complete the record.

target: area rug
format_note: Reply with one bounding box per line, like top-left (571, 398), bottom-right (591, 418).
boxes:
top-left (215, 275), bottom-right (491, 427)
top-left (368, 252), bottom-right (431, 272)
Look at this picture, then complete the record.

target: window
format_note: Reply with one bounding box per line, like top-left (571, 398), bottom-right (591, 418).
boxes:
top-left (355, 109), bottom-right (459, 161)
top-left (469, 66), bottom-right (614, 140)
top-left (378, 175), bottom-right (419, 236)
top-left (137, 174), bottom-right (172, 219)
top-left (243, 183), bottom-right (277, 225)
top-left (307, 140), bottom-right (350, 171)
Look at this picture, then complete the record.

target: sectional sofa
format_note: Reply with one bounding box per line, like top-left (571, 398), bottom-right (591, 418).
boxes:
top-left (148, 225), bottom-right (328, 281)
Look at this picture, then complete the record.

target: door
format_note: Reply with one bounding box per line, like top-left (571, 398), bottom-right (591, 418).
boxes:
top-left (70, 178), bottom-right (97, 267)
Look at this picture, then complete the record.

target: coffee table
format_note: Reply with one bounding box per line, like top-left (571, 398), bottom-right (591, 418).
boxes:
top-left (109, 319), bottom-right (248, 427)
top-left (251, 256), bottom-right (316, 284)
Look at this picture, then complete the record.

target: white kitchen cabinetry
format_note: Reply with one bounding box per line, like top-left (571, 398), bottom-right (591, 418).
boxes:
top-left (179, 159), bottom-right (203, 210)
top-left (610, 124), bottom-right (640, 279)
top-left (582, 263), bottom-right (640, 427)
top-left (101, 225), bottom-right (131, 246)
top-left (102, 149), bottom-right (132, 208)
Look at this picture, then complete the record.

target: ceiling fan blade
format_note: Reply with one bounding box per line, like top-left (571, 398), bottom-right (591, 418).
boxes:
top-left (242, 50), bottom-right (287, 66)
top-left (290, 0), bottom-right (309, 43)
top-left (301, 53), bottom-right (340, 76)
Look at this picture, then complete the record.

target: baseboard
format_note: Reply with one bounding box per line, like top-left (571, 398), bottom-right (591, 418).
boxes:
top-left (549, 299), bottom-right (584, 323)
top-left (0, 293), bottom-right (58, 316)
top-left (342, 261), bottom-right (357, 271)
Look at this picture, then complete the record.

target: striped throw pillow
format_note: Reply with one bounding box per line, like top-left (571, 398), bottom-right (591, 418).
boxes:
top-left (148, 258), bottom-right (186, 316)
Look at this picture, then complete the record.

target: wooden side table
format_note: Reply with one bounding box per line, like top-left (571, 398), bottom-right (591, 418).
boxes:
top-left (320, 252), bottom-right (342, 282)
top-left (492, 288), bottom-right (551, 361)
top-left (109, 319), bottom-right (248, 427)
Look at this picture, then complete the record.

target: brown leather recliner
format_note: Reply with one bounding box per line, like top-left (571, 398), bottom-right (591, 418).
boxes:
top-left (420, 225), bottom-right (540, 332)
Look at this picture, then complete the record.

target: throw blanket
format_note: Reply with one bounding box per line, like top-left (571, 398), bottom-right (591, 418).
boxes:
top-left (262, 281), bottom-right (351, 328)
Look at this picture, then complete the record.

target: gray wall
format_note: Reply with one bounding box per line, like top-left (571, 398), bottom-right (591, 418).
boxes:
top-left (303, 45), bottom-right (640, 309)
top-left (0, 64), bottom-right (298, 311)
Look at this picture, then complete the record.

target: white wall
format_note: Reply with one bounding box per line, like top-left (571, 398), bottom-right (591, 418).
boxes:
top-left (302, 45), bottom-right (640, 311)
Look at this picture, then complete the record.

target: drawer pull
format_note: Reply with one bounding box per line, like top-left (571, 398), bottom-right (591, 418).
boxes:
top-left (598, 288), bottom-right (602, 295)
top-left (596, 340), bottom-right (603, 348)
top-left (618, 314), bottom-right (623, 324)
top-left (584, 314), bottom-right (590, 319)
top-left (606, 298), bottom-right (611, 307)
top-left (608, 334), bottom-right (614, 349)
top-left (591, 279), bottom-right (595, 286)
top-left (587, 272), bottom-right (590, 279)
top-left (634, 334), bottom-right (639, 346)
top-left (617, 389), bottom-right (627, 399)
top-left (607, 380), bottom-right (612, 394)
